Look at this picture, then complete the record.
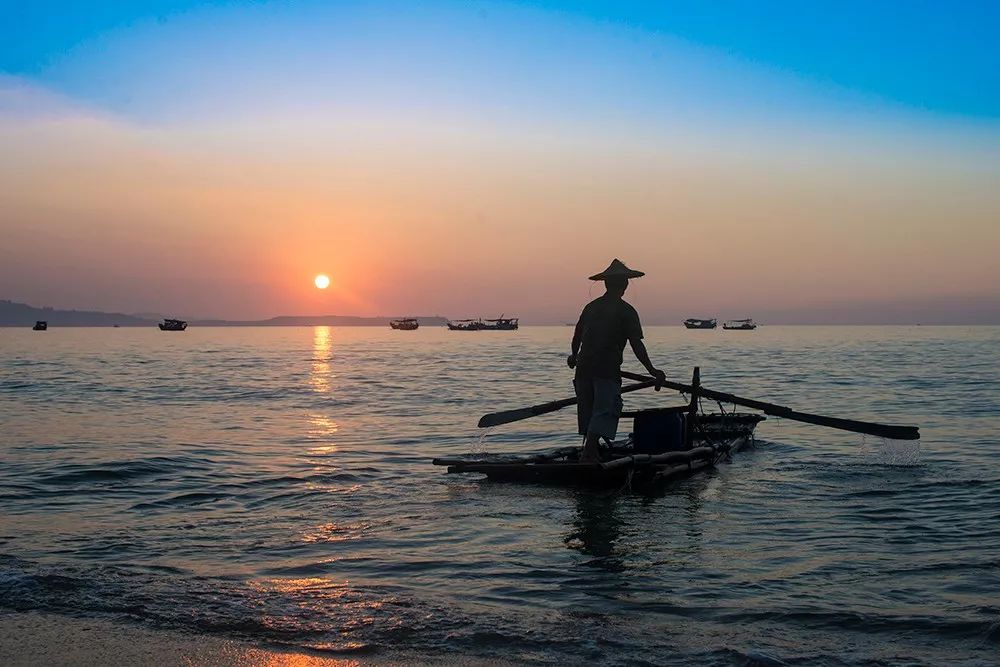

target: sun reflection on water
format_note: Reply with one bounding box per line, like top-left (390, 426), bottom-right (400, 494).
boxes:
top-left (308, 326), bottom-right (340, 454)
top-left (310, 326), bottom-right (333, 394)
top-left (307, 414), bottom-right (340, 455)
top-left (244, 577), bottom-right (386, 657)
top-left (301, 521), bottom-right (372, 544)
top-left (229, 649), bottom-right (364, 667)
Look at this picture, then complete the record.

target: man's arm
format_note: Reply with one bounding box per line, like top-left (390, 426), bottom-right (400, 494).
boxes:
top-left (568, 316), bottom-right (584, 368)
top-left (628, 336), bottom-right (664, 382)
top-left (627, 307), bottom-right (664, 383)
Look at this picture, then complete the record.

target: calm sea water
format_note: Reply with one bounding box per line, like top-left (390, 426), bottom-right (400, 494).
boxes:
top-left (1, 326), bottom-right (998, 665)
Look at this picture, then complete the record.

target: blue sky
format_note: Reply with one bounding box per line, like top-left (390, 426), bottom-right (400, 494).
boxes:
top-left (2, 0), bottom-right (998, 120)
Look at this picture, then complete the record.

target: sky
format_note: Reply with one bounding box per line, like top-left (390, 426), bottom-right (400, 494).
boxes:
top-left (1, 0), bottom-right (998, 323)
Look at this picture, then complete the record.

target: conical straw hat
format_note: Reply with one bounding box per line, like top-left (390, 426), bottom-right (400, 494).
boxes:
top-left (588, 258), bottom-right (645, 280)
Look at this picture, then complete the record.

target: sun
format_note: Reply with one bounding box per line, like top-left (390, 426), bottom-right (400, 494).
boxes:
top-left (314, 274), bottom-right (330, 289)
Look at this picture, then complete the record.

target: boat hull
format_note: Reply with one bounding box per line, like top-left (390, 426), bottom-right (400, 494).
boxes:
top-left (452, 439), bottom-right (748, 487)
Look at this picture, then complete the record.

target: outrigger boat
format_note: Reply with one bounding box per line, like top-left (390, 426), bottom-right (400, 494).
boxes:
top-left (32, 320), bottom-right (47, 331)
top-left (390, 317), bottom-right (419, 330)
top-left (684, 318), bottom-right (717, 329)
top-left (434, 367), bottom-right (919, 490)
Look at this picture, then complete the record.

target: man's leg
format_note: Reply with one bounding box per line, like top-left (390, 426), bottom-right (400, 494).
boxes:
top-left (581, 376), bottom-right (623, 462)
top-left (574, 372), bottom-right (594, 436)
top-left (580, 431), bottom-right (602, 462)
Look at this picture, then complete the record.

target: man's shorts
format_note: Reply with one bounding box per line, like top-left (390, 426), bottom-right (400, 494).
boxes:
top-left (574, 373), bottom-right (623, 439)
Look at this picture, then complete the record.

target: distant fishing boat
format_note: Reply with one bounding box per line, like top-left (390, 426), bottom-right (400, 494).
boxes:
top-left (158, 318), bottom-right (188, 331)
top-left (390, 317), bottom-right (419, 330)
top-left (481, 316), bottom-right (518, 331)
top-left (684, 318), bottom-right (717, 329)
top-left (447, 319), bottom-right (483, 331)
top-left (32, 321), bottom-right (47, 331)
top-left (723, 318), bottom-right (757, 330)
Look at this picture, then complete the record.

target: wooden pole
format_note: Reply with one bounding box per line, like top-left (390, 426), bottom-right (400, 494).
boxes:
top-left (686, 366), bottom-right (700, 447)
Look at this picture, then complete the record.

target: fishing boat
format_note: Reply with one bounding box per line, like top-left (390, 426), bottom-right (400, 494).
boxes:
top-left (684, 318), bottom-right (717, 329)
top-left (723, 318), bottom-right (757, 330)
top-left (435, 367), bottom-right (919, 490)
top-left (447, 319), bottom-right (483, 331)
top-left (158, 318), bottom-right (188, 331)
top-left (481, 316), bottom-right (518, 331)
top-left (390, 317), bottom-right (419, 330)
top-left (32, 321), bottom-right (47, 331)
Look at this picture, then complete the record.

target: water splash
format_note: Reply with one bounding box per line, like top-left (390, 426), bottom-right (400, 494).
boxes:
top-left (859, 434), bottom-right (922, 466)
top-left (469, 426), bottom-right (493, 457)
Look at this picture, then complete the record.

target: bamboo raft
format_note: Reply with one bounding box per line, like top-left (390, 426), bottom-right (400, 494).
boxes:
top-left (434, 366), bottom-right (919, 490)
top-left (433, 411), bottom-right (765, 488)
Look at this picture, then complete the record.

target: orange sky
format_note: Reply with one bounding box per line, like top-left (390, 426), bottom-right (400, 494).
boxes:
top-left (1, 3), bottom-right (998, 323)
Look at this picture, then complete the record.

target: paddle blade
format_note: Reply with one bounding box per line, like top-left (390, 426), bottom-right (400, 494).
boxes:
top-left (478, 407), bottom-right (536, 429)
top-left (477, 379), bottom-right (658, 428)
top-left (773, 410), bottom-right (920, 440)
top-left (478, 397), bottom-right (577, 428)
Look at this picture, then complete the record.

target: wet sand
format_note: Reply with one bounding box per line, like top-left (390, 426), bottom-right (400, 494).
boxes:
top-left (0, 612), bottom-right (505, 667)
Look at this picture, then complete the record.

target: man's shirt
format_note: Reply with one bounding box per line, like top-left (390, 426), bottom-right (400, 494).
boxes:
top-left (575, 294), bottom-right (643, 378)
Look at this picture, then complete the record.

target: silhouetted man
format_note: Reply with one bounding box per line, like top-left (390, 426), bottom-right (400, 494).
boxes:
top-left (568, 259), bottom-right (665, 462)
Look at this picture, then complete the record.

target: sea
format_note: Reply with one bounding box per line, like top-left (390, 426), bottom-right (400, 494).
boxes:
top-left (1, 325), bottom-right (997, 666)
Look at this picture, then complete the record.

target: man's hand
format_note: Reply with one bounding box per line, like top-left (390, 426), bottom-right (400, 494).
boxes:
top-left (567, 354), bottom-right (577, 369)
top-left (649, 368), bottom-right (666, 388)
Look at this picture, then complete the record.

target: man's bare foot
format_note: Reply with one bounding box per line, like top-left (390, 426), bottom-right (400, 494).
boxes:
top-left (580, 434), bottom-right (602, 463)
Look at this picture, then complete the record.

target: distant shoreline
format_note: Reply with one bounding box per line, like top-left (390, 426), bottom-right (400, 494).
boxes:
top-left (3, 300), bottom-right (998, 327)
top-left (3, 323), bottom-right (997, 328)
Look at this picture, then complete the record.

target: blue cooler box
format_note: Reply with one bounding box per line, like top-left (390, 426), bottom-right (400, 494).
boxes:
top-left (632, 410), bottom-right (687, 454)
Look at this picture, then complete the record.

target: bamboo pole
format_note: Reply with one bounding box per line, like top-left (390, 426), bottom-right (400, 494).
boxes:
top-left (620, 371), bottom-right (919, 440)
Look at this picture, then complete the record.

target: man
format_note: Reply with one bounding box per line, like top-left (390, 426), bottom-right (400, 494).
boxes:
top-left (568, 259), bottom-right (666, 462)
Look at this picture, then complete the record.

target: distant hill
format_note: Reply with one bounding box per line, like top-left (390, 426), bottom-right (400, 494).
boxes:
top-left (0, 300), bottom-right (448, 327)
top-left (0, 300), bottom-right (154, 327)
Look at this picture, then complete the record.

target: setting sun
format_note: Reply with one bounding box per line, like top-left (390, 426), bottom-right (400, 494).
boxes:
top-left (314, 274), bottom-right (330, 289)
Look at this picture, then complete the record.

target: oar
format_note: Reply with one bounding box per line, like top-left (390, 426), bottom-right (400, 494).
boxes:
top-left (619, 371), bottom-right (919, 440)
top-left (477, 378), bottom-right (660, 429)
